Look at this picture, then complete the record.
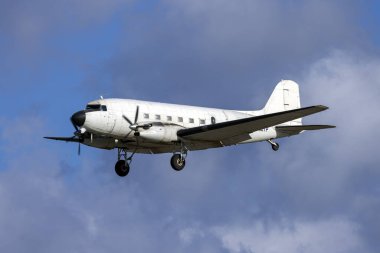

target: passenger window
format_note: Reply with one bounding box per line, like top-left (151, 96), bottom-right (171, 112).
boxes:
top-left (189, 118), bottom-right (194, 123)
top-left (200, 119), bottom-right (205, 124)
top-left (178, 117), bottom-right (183, 122)
top-left (101, 105), bottom-right (107, 111)
top-left (167, 116), bottom-right (172, 121)
top-left (155, 115), bottom-right (161, 120)
top-left (144, 113), bottom-right (149, 119)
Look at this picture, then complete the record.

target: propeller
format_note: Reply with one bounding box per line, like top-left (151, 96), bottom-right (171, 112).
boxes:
top-left (44, 133), bottom-right (84, 156)
top-left (45, 114), bottom-right (86, 156)
top-left (71, 117), bottom-right (84, 156)
top-left (122, 105), bottom-right (152, 139)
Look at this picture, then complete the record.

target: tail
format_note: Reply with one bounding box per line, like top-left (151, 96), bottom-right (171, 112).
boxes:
top-left (263, 80), bottom-right (302, 125)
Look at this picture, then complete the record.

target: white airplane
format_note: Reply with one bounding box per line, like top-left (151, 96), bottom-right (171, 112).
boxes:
top-left (45, 80), bottom-right (334, 177)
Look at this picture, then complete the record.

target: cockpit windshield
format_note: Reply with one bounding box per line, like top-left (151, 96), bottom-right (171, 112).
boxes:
top-left (85, 104), bottom-right (107, 111)
top-left (86, 104), bottom-right (101, 110)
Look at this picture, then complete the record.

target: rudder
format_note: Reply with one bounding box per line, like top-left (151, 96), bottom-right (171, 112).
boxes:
top-left (263, 80), bottom-right (302, 125)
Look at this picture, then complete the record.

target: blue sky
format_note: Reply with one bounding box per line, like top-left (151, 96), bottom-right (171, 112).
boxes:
top-left (1, 1), bottom-right (380, 252)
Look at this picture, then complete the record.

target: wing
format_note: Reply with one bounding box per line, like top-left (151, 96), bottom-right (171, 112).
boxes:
top-left (177, 105), bottom-right (329, 141)
top-left (44, 136), bottom-right (82, 143)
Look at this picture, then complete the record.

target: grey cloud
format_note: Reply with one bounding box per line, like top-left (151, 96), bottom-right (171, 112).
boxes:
top-left (123, 50), bottom-right (380, 251)
top-left (90, 0), bottom-right (363, 109)
top-left (0, 115), bottom-right (229, 252)
top-left (0, 0), bottom-right (130, 39)
top-left (0, 0), bottom-right (132, 71)
top-left (1, 53), bottom-right (380, 252)
top-left (222, 50), bottom-right (380, 251)
top-left (1, 1), bottom-right (380, 253)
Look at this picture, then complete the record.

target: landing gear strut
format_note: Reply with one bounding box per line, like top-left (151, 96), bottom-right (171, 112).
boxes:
top-left (115, 148), bottom-right (135, 177)
top-left (268, 139), bottom-right (280, 151)
top-left (170, 142), bottom-right (188, 171)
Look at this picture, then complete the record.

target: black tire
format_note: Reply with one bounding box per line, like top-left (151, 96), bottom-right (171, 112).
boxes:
top-left (170, 154), bottom-right (186, 171)
top-left (115, 160), bottom-right (130, 177)
top-left (271, 143), bottom-right (280, 151)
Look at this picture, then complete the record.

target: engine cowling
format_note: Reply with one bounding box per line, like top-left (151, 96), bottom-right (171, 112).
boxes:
top-left (138, 123), bottom-right (183, 143)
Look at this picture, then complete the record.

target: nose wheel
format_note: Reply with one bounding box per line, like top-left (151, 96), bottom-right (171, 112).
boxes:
top-left (115, 148), bottom-right (135, 177)
top-left (115, 160), bottom-right (130, 177)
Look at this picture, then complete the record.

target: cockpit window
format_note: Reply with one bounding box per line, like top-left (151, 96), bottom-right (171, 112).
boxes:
top-left (85, 104), bottom-right (107, 111)
top-left (86, 104), bottom-right (101, 110)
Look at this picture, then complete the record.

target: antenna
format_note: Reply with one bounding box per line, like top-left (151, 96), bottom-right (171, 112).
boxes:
top-left (100, 95), bottom-right (104, 100)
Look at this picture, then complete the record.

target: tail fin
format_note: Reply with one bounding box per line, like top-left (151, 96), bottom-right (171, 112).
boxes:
top-left (263, 80), bottom-right (302, 125)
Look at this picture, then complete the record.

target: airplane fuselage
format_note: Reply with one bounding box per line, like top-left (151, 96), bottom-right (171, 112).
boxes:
top-left (78, 99), bottom-right (281, 154)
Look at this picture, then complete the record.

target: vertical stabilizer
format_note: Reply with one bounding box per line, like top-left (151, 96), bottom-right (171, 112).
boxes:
top-left (263, 80), bottom-right (302, 125)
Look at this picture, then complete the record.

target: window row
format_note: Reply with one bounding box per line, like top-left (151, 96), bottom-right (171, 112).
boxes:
top-left (143, 113), bottom-right (206, 124)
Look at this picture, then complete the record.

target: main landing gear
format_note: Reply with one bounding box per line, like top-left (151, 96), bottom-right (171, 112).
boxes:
top-left (268, 139), bottom-right (280, 151)
top-left (170, 143), bottom-right (188, 171)
top-left (115, 148), bottom-right (135, 177)
top-left (114, 143), bottom-right (189, 177)
top-left (170, 154), bottom-right (186, 171)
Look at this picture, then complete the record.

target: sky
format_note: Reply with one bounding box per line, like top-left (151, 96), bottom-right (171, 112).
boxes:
top-left (1, 0), bottom-right (380, 252)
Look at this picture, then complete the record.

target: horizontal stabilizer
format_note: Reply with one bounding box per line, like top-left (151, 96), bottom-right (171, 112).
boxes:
top-left (276, 125), bottom-right (335, 131)
top-left (276, 125), bottom-right (335, 135)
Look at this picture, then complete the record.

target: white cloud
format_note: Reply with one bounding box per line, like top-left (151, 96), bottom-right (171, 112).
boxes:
top-left (213, 218), bottom-right (367, 253)
top-left (179, 226), bottom-right (205, 244)
top-left (299, 50), bottom-right (380, 166)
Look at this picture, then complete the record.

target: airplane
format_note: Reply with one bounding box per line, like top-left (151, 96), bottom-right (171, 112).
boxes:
top-left (45, 80), bottom-right (335, 177)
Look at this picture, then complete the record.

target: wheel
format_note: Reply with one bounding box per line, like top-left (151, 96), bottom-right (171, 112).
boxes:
top-left (170, 154), bottom-right (186, 171)
top-left (271, 143), bottom-right (280, 151)
top-left (115, 160), bottom-right (130, 177)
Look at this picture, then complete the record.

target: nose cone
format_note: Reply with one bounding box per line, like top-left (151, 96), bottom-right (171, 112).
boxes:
top-left (71, 110), bottom-right (86, 127)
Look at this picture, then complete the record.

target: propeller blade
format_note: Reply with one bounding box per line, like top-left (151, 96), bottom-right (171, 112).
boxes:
top-left (122, 106), bottom-right (141, 139)
top-left (125, 130), bottom-right (133, 138)
top-left (134, 106), bottom-right (139, 123)
top-left (122, 115), bottom-right (133, 125)
top-left (44, 136), bottom-right (81, 143)
top-left (78, 143), bottom-right (81, 156)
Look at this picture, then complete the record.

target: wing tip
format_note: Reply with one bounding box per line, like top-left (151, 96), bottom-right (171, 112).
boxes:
top-left (312, 125), bottom-right (336, 129)
top-left (315, 105), bottom-right (329, 110)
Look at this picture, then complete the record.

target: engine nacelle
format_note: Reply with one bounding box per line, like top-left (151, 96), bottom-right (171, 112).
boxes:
top-left (138, 123), bottom-right (183, 143)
